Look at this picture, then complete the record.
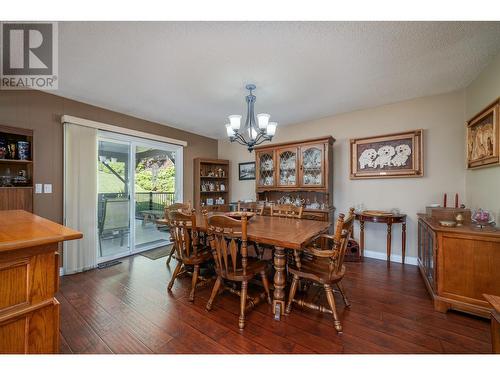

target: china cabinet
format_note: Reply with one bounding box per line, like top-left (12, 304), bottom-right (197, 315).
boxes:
top-left (254, 136), bottom-right (335, 222)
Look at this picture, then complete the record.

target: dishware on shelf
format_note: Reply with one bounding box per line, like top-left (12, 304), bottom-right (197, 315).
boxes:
top-left (17, 141), bottom-right (30, 160)
top-left (0, 176), bottom-right (13, 187)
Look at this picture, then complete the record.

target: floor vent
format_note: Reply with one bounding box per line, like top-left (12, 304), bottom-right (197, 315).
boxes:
top-left (97, 260), bottom-right (122, 269)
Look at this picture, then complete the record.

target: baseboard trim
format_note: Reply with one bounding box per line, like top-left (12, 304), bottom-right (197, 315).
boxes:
top-left (363, 249), bottom-right (418, 266)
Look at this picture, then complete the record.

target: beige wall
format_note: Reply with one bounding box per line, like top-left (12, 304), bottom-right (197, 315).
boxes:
top-left (464, 51), bottom-right (500, 220)
top-left (218, 91), bottom-right (467, 263)
top-left (0, 90), bottom-right (218, 223)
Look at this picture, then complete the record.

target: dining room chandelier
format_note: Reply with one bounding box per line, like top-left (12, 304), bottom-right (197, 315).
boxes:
top-left (225, 84), bottom-right (277, 152)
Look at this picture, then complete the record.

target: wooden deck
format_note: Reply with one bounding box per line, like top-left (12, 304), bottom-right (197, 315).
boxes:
top-left (58, 255), bottom-right (491, 354)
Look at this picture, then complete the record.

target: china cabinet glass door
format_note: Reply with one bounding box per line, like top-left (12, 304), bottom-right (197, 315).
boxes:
top-left (277, 147), bottom-right (298, 187)
top-left (257, 150), bottom-right (275, 188)
top-left (300, 144), bottom-right (325, 187)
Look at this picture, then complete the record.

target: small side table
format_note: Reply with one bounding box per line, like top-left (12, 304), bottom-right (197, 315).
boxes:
top-left (484, 294), bottom-right (500, 354)
top-left (355, 212), bottom-right (407, 264)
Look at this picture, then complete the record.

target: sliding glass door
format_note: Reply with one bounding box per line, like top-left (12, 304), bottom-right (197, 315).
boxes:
top-left (97, 131), bottom-right (183, 263)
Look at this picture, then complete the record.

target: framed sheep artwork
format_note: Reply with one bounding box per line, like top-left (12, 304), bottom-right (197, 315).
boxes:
top-left (350, 129), bottom-right (423, 179)
top-left (466, 98), bottom-right (499, 169)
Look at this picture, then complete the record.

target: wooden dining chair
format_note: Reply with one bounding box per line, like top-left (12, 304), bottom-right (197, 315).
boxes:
top-left (286, 208), bottom-right (355, 333)
top-left (164, 202), bottom-right (192, 265)
top-left (167, 210), bottom-right (212, 302)
top-left (237, 201), bottom-right (265, 215)
top-left (205, 214), bottom-right (272, 329)
top-left (237, 201), bottom-right (266, 258)
top-left (270, 204), bottom-right (303, 219)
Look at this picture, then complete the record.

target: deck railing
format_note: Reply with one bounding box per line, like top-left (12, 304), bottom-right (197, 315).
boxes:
top-left (98, 191), bottom-right (176, 221)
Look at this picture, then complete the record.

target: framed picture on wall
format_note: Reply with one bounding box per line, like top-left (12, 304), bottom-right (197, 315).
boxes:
top-left (466, 98), bottom-right (499, 169)
top-left (350, 129), bottom-right (424, 179)
top-left (238, 162), bottom-right (256, 180)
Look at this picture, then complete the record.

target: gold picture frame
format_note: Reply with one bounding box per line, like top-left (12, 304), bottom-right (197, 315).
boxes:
top-left (466, 98), bottom-right (499, 169)
top-left (350, 129), bottom-right (423, 179)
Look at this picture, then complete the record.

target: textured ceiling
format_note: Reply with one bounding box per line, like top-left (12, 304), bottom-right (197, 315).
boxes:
top-left (55, 21), bottom-right (500, 139)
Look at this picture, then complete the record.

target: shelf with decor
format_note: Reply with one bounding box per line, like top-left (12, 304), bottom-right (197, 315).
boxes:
top-left (194, 158), bottom-right (230, 212)
top-left (254, 136), bottom-right (335, 222)
top-left (0, 124), bottom-right (34, 212)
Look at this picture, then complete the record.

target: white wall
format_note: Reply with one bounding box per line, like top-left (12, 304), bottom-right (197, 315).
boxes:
top-left (218, 91), bottom-right (467, 264)
top-left (464, 51), bottom-right (500, 221)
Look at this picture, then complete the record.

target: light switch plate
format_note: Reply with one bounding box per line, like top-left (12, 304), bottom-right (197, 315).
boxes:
top-left (35, 183), bottom-right (43, 194)
top-left (43, 184), bottom-right (52, 194)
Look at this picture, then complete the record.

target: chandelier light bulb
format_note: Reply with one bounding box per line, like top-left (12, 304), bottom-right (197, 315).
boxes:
top-left (257, 113), bottom-right (270, 130)
top-left (225, 124), bottom-right (234, 137)
top-left (228, 115), bottom-right (241, 131)
top-left (248, 127), bottom-right (258, 140)
top-left (266, 122), bottom-right (277, 136)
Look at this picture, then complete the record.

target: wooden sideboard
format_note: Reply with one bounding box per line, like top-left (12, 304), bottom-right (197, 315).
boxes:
top-left (0, 210), bottom-right (82, 354)
top-left (417, 214), bottom-right (500, 318)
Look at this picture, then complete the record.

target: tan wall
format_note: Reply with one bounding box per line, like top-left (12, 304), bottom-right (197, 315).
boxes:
top-left (464, 51), bottom-right (500, 220)
top-left (0, 90), bottom-right (218, 223)
top-left (218, 91), bottom-right (467, 263)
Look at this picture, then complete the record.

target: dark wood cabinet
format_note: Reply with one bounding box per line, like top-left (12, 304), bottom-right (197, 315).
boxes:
top-left (0, 125), bottom-right (34, 213)
top-left (417, 214), bottom-right (500, 318)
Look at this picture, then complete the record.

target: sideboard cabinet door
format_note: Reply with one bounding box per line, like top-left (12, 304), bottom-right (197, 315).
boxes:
top-left (418, 219), bottom-right (436, 292)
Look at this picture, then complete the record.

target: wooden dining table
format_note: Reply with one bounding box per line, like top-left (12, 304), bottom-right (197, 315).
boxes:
top-left (159, 212), bottom-right (330, 320)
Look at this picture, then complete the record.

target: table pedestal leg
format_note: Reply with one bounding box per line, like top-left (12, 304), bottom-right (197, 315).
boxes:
top-left (359, 220), bottom-right (365, 257)
top-left (402, 223), bottom-right (406, 264)
top-left (273, 246), bottom-right (286, 320)
top-left (387, 223), bottom-right (392, 263)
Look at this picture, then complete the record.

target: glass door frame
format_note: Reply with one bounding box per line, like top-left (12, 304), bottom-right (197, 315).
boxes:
top-left (97, 130), bottom-right (183, 263)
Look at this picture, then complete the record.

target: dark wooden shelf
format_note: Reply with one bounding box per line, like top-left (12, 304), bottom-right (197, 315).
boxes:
top-left (0, 159), bottom-right (32, 164)
top-left (194, 158), bottom-right (230, 211)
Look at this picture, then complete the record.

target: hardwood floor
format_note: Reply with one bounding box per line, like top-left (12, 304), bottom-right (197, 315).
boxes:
top-left (58, 255), bottom-right (491, 354)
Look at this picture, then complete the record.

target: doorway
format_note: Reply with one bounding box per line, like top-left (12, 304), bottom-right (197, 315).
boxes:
top-left (97, 131), bottom-right (183, 262)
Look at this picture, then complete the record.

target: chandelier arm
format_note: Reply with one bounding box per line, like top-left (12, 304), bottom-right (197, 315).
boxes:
top-left (232, 132), bottom-right (249, 146)
top-left (253, 135), bottom-right (273, 146)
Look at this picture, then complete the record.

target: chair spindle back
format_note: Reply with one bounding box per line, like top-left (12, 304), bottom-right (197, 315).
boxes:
top-left (206, 214), bottom-right (248, 277)
top-left (237, 201), bottom-right (264, 215)
top-left (168, 211), bottom-right (199, 260)
top-left (270, 204), bottom-right (303, 219)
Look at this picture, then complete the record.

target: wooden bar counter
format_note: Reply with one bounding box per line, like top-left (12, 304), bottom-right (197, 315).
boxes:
top-left (0, 210), bottom-right (82, 354)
